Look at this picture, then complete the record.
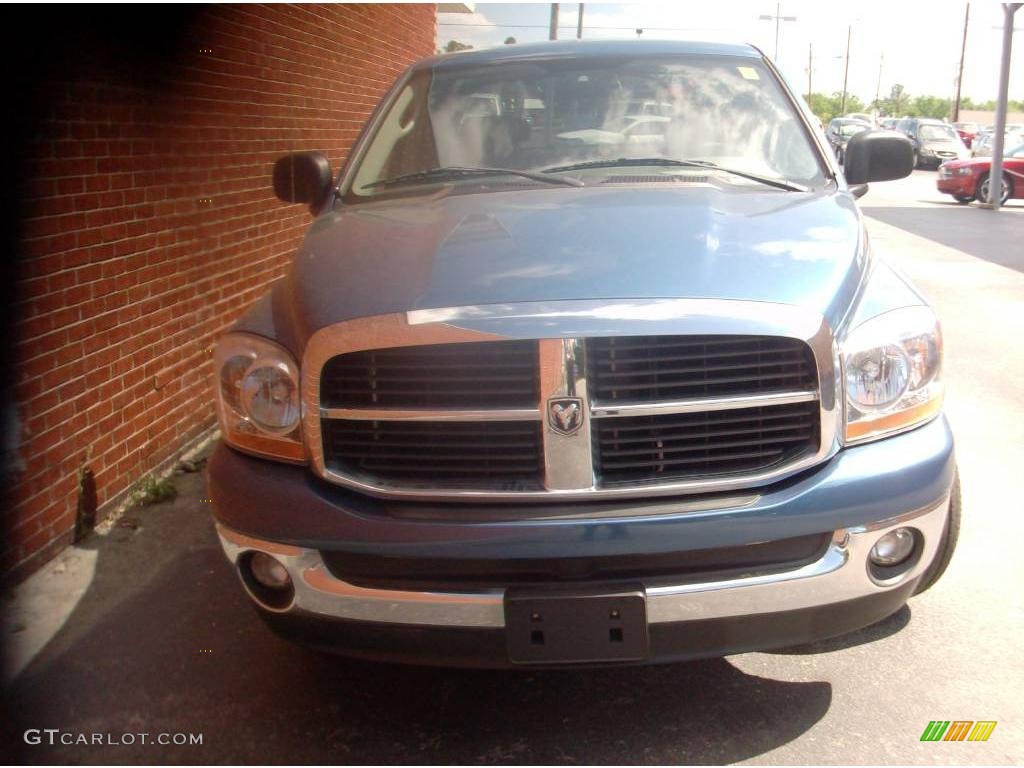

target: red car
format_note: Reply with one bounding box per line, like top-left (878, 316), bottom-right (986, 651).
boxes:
top-left (952, 122), bottom-right (979, 149)
top-left (937, 142), bottom-right (1024, 204)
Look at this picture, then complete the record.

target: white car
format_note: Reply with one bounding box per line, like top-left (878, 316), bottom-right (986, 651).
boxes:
top-left (972, 130), bottom-right (1024, 158)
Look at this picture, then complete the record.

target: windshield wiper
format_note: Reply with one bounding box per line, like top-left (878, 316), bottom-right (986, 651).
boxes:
top-left (541, 157), bottom-right (807, 192)
top-left (361, 166), bottom-right (583, 190)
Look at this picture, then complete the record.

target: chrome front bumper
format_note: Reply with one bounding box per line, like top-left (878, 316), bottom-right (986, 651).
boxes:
top-left (216, 495), bottom-right (949, 629)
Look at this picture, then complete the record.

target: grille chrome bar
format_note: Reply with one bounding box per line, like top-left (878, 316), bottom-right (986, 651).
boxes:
top-left (539, 338), bottom-right (596, 492)
top-left (320, 407), bottom-right (540, 422)
top-left (591, 390), bottom-right (819, 419)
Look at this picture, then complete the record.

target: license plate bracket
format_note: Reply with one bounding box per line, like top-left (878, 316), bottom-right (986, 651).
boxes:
top-left (505, 584), bottom-right (648, 664)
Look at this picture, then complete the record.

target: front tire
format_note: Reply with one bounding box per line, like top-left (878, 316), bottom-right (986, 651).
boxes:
top-left (914, 472), bottom-right (960, 595)
top-left (978, 172), bottom-right (1013, 205)
top-left (953, 194), bottom-right (974, 204)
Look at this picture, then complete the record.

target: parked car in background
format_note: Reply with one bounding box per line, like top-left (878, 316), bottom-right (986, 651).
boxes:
top-left (844, 112), bottom-right (875, 126)
top-left (895, 118), bottom-right (970, 168)
top-left (826, 117), bottom-right (872, 164)
top-left (951, 121), bottom-right (979, 149)
top-left (971, 129), bottom-right (1024, 158)
top-left (878, 117), bottom-right (898, 130)
top-left (938, 141), bottom-right (1024, 204)
top-left (211, 40), bottom-right (955, 669)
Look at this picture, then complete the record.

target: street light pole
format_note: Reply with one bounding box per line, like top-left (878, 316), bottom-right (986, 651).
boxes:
top-left (774, 2), bottom-right (781, 60)
top-left (988, 2), bottom-right (1022, 210)
top-left (576, 3), bottom-right (584, 39)
top-left (758, 3), bottom-right (797, 61)
top-left (549, 3), bottom-right (559, 40)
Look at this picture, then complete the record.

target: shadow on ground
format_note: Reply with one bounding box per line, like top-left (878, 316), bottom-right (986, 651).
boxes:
top-left (861, 202), bottom-right (1024, 274)
top-left (0, 466), bottom-right (864, 764)
top-left (763, 604), bottom-right (910, 655)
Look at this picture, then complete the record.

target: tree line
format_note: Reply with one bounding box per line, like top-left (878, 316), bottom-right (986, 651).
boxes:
top-left (808, 84), bottom-right (1024, 125)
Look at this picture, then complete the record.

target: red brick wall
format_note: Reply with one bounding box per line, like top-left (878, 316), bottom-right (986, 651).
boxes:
top-left (9, 4), bottom-right (437, 576)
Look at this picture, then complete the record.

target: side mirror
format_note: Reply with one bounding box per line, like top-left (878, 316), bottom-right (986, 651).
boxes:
top-left (272, 152), bottom-right (333, 209)
top-left (843, 130), bottom-right (914, 185)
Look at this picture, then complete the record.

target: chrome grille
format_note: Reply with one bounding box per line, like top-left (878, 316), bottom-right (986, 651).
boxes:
top-left (593, 402), bottom-right (820, 485)
top-left (306, 302), bottom-right (833, 502)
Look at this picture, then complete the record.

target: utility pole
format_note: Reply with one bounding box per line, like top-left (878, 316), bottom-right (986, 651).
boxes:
top-left (807, 43), bottom-right (812, 103)
top-left (840, 24), bottom-right (852, 115)
top-left (953, 3), bottom-right (970, 122)
top-left (874, 52), bottom-right (884, 108)
top-left (549, 3), bottom-right (559, 40)
top-left (758, 3), bottom-right (797, 61)
top-left (576, 3), bottom-right (584, 39)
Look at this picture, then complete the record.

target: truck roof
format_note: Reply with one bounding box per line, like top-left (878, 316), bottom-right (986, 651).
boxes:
top-left (420, 39), bottom-right (763, 72)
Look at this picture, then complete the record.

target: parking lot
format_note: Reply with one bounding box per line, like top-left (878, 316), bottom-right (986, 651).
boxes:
top-left (4, 170), bottom-right (1023, 765)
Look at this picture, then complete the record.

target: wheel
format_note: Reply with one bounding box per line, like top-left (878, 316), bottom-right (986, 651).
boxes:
top-left (953, 194), bottom-right (974, 204)
top-left (978, 172), bottom-right (1013, 205)
top-left (914, 472), bottom-right (960, 595)
top-left (911, 149), bottom-right (919, 168)
top-left (837, 148), bottom-right (844, 166)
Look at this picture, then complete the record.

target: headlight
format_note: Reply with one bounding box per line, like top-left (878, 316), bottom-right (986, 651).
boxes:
top-left (842, 306), bottom-right (943, 444)
top-left (214, 333), bottom-right (306, 462)
top-left (953, 166), bottom-right (975, 176)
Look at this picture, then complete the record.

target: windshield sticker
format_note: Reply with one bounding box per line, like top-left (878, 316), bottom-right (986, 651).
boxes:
top-left (737, 66), bottom-right (760, 80)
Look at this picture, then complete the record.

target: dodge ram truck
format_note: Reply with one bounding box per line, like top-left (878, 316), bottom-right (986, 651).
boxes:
top-left (209, 40), bottom-right (959, 667)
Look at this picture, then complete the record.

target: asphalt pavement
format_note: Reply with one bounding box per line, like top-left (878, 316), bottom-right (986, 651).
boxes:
top-left (2, 171), bottom-right (1022, 765)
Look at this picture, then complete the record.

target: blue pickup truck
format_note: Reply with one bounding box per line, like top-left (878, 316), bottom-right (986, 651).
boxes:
top-left (208, 40), bottom-right (958, 667)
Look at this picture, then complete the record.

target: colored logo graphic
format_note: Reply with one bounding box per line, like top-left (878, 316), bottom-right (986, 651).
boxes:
top-left (920, 721), bottom-right (997, 742)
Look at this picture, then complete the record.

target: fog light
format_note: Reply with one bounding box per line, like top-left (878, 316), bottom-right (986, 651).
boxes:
top-left (250, 552), bottom-right (291, 589)
top-left (869, 528), bottom-right (915, 566)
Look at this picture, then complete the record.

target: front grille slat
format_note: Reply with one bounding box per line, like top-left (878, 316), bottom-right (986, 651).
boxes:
top-left (593, 348), bottom-right (810, 365)
top-left (595, 421), bottom-right (814, 445)
top-left (592, 409), bottom-right (812, 433)
top-left (591, 371), bottom-right (813, 392)
top-left (597, 433), bottom-right (813, 459)
top-left (593, 357), bottom-right (810, 379)
top-left (600, 449), bottom-right (788, 471)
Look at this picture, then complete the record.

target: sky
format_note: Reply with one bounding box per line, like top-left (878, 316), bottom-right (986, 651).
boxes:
top-left (436, 1), bottom-right (1022, 105)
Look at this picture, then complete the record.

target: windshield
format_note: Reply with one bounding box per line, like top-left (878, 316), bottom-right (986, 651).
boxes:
top-left (348, 55), bottom-right (826, 198)
top-left (918, 124), bottom-right (958, 141)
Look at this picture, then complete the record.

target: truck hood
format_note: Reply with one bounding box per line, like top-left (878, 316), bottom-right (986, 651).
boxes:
top-left (286, 185), bottom-right (866, 340)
